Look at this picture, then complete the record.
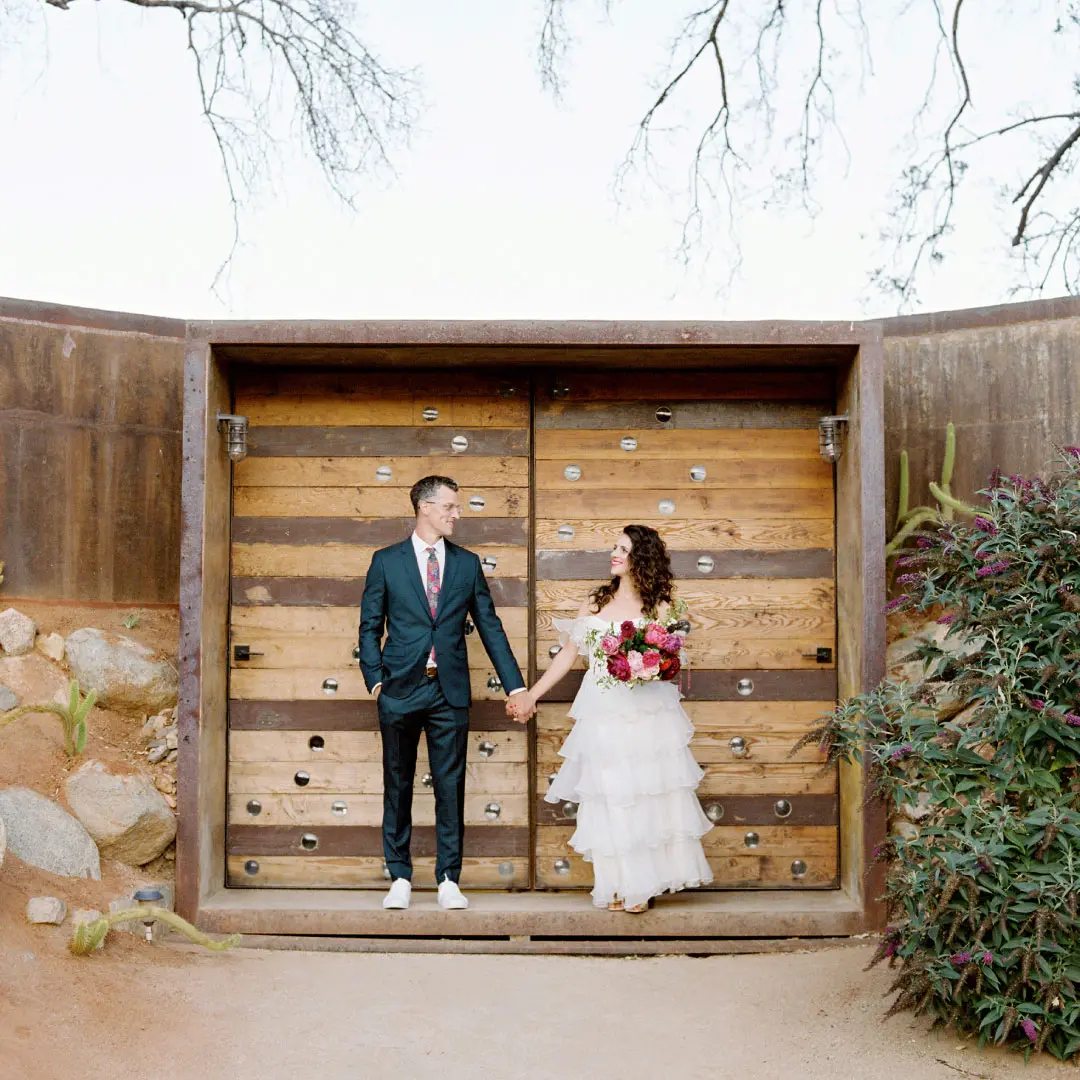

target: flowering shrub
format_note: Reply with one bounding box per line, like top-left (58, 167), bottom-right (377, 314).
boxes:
top-left (801, 451), bottom-right (1080, 1060)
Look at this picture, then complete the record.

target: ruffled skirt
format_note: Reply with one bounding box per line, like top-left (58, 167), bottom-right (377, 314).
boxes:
top-left (544, 673), bottom-right (714, 909)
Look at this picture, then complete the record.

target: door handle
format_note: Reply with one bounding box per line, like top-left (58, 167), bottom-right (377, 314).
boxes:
top-left (800, 647), bottom-right (833, 664)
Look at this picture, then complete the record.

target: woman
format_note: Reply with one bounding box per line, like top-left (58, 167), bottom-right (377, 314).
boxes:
top-left (513, 524), bottom-right (713, 913)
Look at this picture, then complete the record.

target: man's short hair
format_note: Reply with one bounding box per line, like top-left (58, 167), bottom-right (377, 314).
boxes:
top-left (410, 475), bottom-right (459, 514)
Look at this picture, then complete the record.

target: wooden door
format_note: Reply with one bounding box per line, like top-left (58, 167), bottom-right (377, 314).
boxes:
top-left (224, 370), bottom-right (532, 888)
top-left (532, 371), bottom-right (840, 890)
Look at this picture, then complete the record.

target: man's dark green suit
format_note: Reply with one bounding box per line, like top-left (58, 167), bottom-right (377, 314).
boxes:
top-left (358, 536), bottom-right (525, 884)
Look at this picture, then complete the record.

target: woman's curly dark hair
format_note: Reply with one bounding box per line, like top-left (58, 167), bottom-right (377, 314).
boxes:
top-left (591, 524), bottom-right (674, 617)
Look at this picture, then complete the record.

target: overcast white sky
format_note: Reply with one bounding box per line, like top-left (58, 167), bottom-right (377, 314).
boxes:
top-left (0, 2), bottom-right (1063, 321)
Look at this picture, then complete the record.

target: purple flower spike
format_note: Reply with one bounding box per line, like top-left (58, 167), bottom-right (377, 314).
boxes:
top-left (973, 516), bottom-right (998, 536)
top-left (981, 951), bottom-right (993, 965)
top-left (889, 743), bottom-right (913, 761)
top-left (1021, 1018), bottom-right (1038, 1042)
top-left (1031, 699), bottom-right (1047, 710)
top-left (897, 573), bottom-right (924, 585)
top-left (950, 952), bottom-right (972, 965)
top-left (884, 939), bottom-right (899, 957)
top-left (936, 613), bottom-right (956, 625)
top-left (976, 559), bottom-right (1010, 578)
top-left (886, 594), bottom-right (910, 612)
top-left (1066, 714), bottom-right (1080, 727)
top-left (1063, 446), bottom-right (1080, 461)
top-left (915, 537), bottom-right (935, 549)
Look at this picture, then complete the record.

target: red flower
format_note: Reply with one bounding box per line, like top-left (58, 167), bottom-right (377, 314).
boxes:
top-left (608, 654), bottom-right (632, 681)
top-left (620, 620), bottom-right (636, 641)
top-left (660, 657), bottom-right (681, 681)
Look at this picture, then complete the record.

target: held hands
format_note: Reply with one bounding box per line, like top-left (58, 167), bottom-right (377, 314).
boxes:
top-left (505, 692), bottom-right (536, 724)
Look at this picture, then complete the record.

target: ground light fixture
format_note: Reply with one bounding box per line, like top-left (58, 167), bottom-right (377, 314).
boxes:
top-left (132, 887), bottom-right (165, 943)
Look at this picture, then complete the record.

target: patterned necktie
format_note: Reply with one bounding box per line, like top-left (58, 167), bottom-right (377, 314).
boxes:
top-left (425, 546), bottom-right (440, 666)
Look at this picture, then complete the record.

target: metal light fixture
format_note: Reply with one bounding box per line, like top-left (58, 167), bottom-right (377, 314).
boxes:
top-left (216, 412), bottom-right (249, 462)
top-left (132, 887), bottom-right (164, 943)
top-left (817, 414), bottom-right (849, 464)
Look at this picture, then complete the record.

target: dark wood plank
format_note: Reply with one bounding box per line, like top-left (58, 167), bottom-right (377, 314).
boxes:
top-left (227, 825), bottom-right (530, 857)
top-left (231, 576), bottom-right (529, 608)
top-left (536, 793), bottom-right (838, 826)
top-left (534, 369), bottom-right (837, 400)
top-left (231, 517), bottom-right (527, 546)
top-left (228, 699), bottom-right (524, 731)
top-left (546, 668), bottom-right (838, 701)
top-left (536, 549), bottom-right (835, 580)
top-left (535, 400), bottom-right (824, 429)
top-left (247, 426), bottom-right (528, 457)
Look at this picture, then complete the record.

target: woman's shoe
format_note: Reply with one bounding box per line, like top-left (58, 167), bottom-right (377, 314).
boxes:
top-left (607, 899), bottom-right (625, 912)
top-left (624, 903), bottom-right (648, 914)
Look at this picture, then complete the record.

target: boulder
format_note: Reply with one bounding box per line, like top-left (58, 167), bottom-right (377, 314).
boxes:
top-left (26, 897), bottom-right (67, 925)
top-left (0, 609), bottom-right (36, 657)
top-left (0, 684), bottom-right (17, 712)
top-left (65, 760), bottom-right (176, 866)
top-left (35, 632), bottom-right (66, 663)
top-left (925, 680), bottom-right (971, 720)
top-left (64, 628), bottom-right (177, 714)
top-left (886, 635), bottom-right (925, 671)
top-left (0, 812), bottom-right (6, 870)
top-left (0, 787), bottom-right (101, 879)
top-left (891, 659), bottom-right (928, 686)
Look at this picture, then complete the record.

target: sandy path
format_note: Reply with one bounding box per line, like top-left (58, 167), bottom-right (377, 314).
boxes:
top-left (4, 940), bottom-right (1076, 1080)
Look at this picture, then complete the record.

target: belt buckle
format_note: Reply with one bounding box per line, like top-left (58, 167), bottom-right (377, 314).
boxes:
top-left (424, 667), bottom-right (437, 679)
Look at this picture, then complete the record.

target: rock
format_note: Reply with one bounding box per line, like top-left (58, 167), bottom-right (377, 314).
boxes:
top-left (0, 684), bottom-right (17, 712)
top-left (65, 760), bottom-right (177, 866)
top-left (162, 793), bottom-right (176, 809)
top-left (929, 622), bottom-right (987, 659)
top-left (900, 801), bottom-right (932, 823)
top-left (26, 897), bottom-right (67, 925)
top-left (0, 787), bottom-right (101, 879)
top-left (35, 632), bottom-right (66, 663)
top-left (950, 701), bottom-right (982, 727)
top-left (0, 609), bottom-right (37, 657)
top-left (0, 812), bottom-right (6, 870)
top-left (140, 710), bottom-right (174, 743)
top-left (153, 774), bottom-right (176, 795)
top-left (71, 908), bottom-right (105, 949)
top-left (147, 742), bottom-right (169, 765)
top-left (166, 749), bottom-right (177, 763)
top-left (926, 680), bottom-right (971, 720)
top-left (64, 628), bottom-right (177, 715)
top-left (891, 659), bottom-right (927, 686)
top-left (891, 819), bottom-right (920, 841)
top-left (164, 729), bottom-right (178, 751)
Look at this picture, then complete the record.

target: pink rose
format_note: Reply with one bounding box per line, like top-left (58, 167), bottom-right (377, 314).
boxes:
top-left (627, 650), bottom-right (645, 678)
top-left (600, 634), bottom-right (621, 656)
top-left (642, 650), bottom-right (661, 674)
top-left (664, 634), bottom-right (684, 653)
top-left (644, 625), bottom-right (666, 646)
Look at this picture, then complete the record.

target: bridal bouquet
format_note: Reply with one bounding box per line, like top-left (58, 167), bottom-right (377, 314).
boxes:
top-left (588, 600), bottom-right (690, 689)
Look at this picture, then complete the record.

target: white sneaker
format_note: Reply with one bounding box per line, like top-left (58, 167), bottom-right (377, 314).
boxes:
top-left (383, 878), bottom-right (412, 909)
top-left (437, 877), bottom-right (469, 910)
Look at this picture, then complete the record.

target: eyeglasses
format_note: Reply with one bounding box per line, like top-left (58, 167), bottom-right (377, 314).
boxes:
top-left (421, 500), bottom-right (462, 513)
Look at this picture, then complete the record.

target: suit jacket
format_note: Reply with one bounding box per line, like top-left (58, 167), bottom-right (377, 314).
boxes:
top-left (358, 537), bottom-right (525, 709)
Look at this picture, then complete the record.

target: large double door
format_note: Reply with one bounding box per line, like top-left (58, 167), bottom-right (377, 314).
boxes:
top-left (224, 368), bottom-right (838, 892)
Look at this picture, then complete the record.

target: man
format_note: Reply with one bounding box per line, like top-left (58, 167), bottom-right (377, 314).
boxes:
top-left (358, 475), bottom-right (534, 911)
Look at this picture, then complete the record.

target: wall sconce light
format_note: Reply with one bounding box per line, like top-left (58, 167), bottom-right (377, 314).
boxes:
top-left (216, 412), bottom-right (249, 462)
top-left (817, 414), bottom-right (850, 464)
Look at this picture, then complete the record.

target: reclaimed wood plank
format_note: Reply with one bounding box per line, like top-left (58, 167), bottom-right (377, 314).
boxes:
top-left (534, 487), bottom-right (834, 519)
top-left (535, 549), bottom-right (835, 580)
top-left (534, 792), bottom-right (840, 826)
top-left (229, 792), bottom-right (530, 827)
top-left (234, 456), bottom-right (530, 488)
top-left (534, 428), bottom-right (821, 459)
top-left (227, 824), bottom-right (530, 857)
top-left (231, 543), bottom-right (527, 578)
top-left (230, 667), bottom-right (525, 701)
top-left (226, 855), bottom-right (529, 889)
top-left (231, 576), bottom-right (529, 607)
top-left (536, 762), bottom-right (836, 797)
top-left (544, 668), bottom-right (839, 702)
top-left (231, 517), bottom-right (527, 546)
top-left (535, 457), bottom-right (830, 490)
top-left (247, 426), bottom-right (529, 458)
top-left (232, 605), bottom-right (529, 639)
top-left (228, 729), bottom-right (527, 763)
top-left (535, 824), bottom-right (836, 859)
top-left (535, 400), bottom-right (825, 429)
top-left (234, 486), bottom-right (528, 518)
top-left (239, 396), bottom-right (530, 428)
top-left (536, 578), bottom-right (835, 613)
top-left (231, 760), bottom-right (527, 795)
top-left (534, 518), bottom-right (835, 551)
top-left (227, 699), bottom-right (523, 731)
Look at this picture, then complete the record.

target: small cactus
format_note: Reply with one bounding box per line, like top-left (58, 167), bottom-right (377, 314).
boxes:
top-left (887, 423), bottom-right (977, 555)
top-left (0, 679), bottom-right (95, 756)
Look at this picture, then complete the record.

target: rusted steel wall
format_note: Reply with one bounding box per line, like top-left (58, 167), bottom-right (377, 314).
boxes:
top-left (0, 298), bottom-right (185, 603)
top-left (882, 298), bottom-right (1080, 528)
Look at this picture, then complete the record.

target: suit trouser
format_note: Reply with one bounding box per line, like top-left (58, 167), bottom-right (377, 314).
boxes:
top-left (378, 675), bottom-right (470, 884)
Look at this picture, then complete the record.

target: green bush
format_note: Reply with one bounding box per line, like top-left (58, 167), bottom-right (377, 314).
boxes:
top-left (805, 450), bottom-right (1080, 1060)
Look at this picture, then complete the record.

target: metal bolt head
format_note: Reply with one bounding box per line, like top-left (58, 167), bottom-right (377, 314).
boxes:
top-left (451, 434), bottom-right (469, 453)
top-left (485, 802), bottom-right (502, 821)
top-left (655, 405), bottom-right (673, 423)
top-left (658, 499), bottom-right (676, 515)
top-left (481, 556), bottom-right (498, 571)
top-left (553, 858), bottom-right (571, 876)
top-left (300, 833), bottom-right (318, 851)
top-left (352, 645), bottom-right (361, 662)
top-left (478, 740), bottom-right (496, 758)
top-left (736, 678), bottom-right (754, 697)
top-left (705, 803), bottom-right (724, 823)
top-left (689, 465), bottom-right (707, 482)
top-left (246, 799), bottom-right (262, 816)
top-left (331, 800), bottom-right (348, 816)
top-left (322, 678), bottom-right (338, 695)
top-left (774, 799), bottom-right (793, 819)
top-left (791, 859), bottom-right (808, 879)
top-left (548, 644), bottom-right (561, 658)
top-left (498, 861), bottom-right (515, 877)
top-left (744, 831), bottom-right (760, 849)
top-left (486, 675), bottom-right (503, 693)
top-left (464, 618), bottom-right (476, 636)
top-left (729, 736), bottom-right (747, 757)
top-left (375, 465), bottom-right (393, 482)
top-left (421, 772), bottom-right (434, 788)
top-left (620, 436), bottom-right (638, 452)
top-left (547, 772), bottom-right (557, 788)
top-left (294, 770), bottom-right (310, 787)
top-left (308, 735), bottom-right (325, 751)
top-left (422, 406), bottom-right (440, 422)
top-left (697, 554), bottom-right (715, 574)
top-left (561, 802), bottom-right (578, 820)
top-left (563, 464), bottom-right (582, 482)
top-left (550, 383), bottom-right (570, 399)
top-left (557, 524), bottom-right (575, 541)
top-left (243, 859), bottom-right (259, 876)
top-left (469, 495), bottom-right (487, 511)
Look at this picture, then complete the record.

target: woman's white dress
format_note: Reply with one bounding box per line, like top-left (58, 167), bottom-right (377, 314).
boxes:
top-left (544, 615), bottom-right (714, 909)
